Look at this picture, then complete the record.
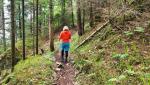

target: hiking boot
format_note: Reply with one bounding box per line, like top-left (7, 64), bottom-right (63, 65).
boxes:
top-left (64, 59), bottom-right (68, 64)
top-left (61, 56), bottom-right (64, 63)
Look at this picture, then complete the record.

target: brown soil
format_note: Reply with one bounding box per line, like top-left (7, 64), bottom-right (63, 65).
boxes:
top-left (54, 52), bottom-right (76, 85)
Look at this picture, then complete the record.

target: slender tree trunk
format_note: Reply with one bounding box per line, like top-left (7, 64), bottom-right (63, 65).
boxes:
top-left (2, 0), bottom-right (6, 51)
top-left (108, 0), bottom-right (111, 17)
top-left (124, 0), bottom-right (127, 25)
top-left (89, 2), bottom-right (94, 27)
top-left (11, 0), bottom-right (15, 72)
top-left (49, 0), bottom-right (54, 51)
top-left (39, 5), bottom-right (42, 32)
top-left (15, 27), bottom-right (17, 42)
top-left (71, 0), bottom-right (74, 27)
top-left (18, 4), bottom-right (22, 39)
top-left (44, 14), bottom-right (47, 36)
top-left (44, 14), bottom-right (46, 26)
top-left (61, 0), bottom-right (66, 26)
top-left (43, 14), bottom-right (46, 36)
top-left (36, 0), bottom-right (39, 54)
top-left (30, 10), bottom-right (33, 34)
top-left (22, 0), bottom-right (25, 60)
top-left (32, 0), bottom-right (35, 55)
top-left (77, 0), bottom-right (83, 36)
top-left (82, 9), bottom-right (85, 34)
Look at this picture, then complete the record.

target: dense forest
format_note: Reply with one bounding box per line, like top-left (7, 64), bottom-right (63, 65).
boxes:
top-left (0, 0), bottom-right (150, 85)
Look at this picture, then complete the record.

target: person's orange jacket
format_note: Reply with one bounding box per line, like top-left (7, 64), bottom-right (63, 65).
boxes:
top-left (59, 30), bottom-right (71, 43)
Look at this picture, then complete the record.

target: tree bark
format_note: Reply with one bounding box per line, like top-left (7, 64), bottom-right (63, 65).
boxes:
top-left (77, 0), bottom-right (83, 36)
top-left (89, 2), bottom-right (94, 27)
top-left (18, 3), bottom-right (22, 39)
top-left (22, 0), bottom-right (26, 60)
top-left (11, 0), bottom-right (15, 72)
top-left (32, 0), bottom-right (35, 55)
top-left (71, 0), bottom-right (75, 27)
top-left (30, 10), bottom-right (33, 34)
top-left (82, 9), bottom-right (85, 34)
top-left (61, 0), bottom-right (66, 26)
top-left (36, 0), bottom-right (39, 54)
top-left (39, 5), bottom-right (42, 32)
top-left (2, 0), bottom-right (6, 51)
top-left (49, 0), bottom-right (54, 51)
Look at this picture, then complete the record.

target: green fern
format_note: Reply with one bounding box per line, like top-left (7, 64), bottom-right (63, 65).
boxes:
top-left (134, 27), bottom-right (145, 33)
top-left (124, 31), bottom-right (133, 36)
top-left (112, 53), bottom-right (129, 59)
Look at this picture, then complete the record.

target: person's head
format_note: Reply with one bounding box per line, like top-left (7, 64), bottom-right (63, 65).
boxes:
top-left (63, 26), bottom-right (69, 31)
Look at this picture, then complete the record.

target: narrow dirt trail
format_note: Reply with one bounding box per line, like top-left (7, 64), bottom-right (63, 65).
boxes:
top-left (54, 52), bottom-right (76, 85)
top-left (42, 28), bottom-right (77, 85)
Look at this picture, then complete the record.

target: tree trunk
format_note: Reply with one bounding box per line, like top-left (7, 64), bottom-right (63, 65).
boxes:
top-left (36, 0), bottom-right (39, 54)
top-left (71, 0), bottom-right (74, 27)
top-left (2, 0), bottom-right (6, 51)
top-left (77, 0), bottom-right (83, 36)
top-left (108, 0), bottom-right (111, 16)
top-left (39, 5), bottom-right (42, 32)
top-left (61, 0), bottom-right (66, 26)
top-left (49, 0), bottom-right (54, 51)
top-left (89, 2), bottom-right (94, 27)
top-left (18, 4), bottom-right (22, 39)
top-left (32, 0), bottom-right (35, 55)
top-left (30, 10), bottom-right (33, 34)
top-left (22, 0), bottom-right (26, 60)
top-left (11, 0), bottom-right (15, 71)
top-left (82, 9), bottom-right (85, 34)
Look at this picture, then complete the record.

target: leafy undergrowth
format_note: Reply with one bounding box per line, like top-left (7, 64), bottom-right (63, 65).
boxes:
top-left (16, 37), bottom-right (45, 56)
top-left (3, 55), bottom-right (54, 85)
top-left (72, 14), bottom-right (150, 84)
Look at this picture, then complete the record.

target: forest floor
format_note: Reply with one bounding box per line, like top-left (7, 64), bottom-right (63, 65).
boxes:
top-left (53, 51), bottom-right (76, 85)
top-left (50, 28), bottom-right (77, 85)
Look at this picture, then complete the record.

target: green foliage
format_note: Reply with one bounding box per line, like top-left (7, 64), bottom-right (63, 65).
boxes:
top-left (108, 75), bottom-right (126, 83)
top-left (140, 73), bottom-right (150, 85)
top-left (0, 45), bottom-right (4, 54)
top-left (127, 0), bottom-right (135, 5)
top-left (124, 27), bottom-right (145, 39)
top-left (74, 59), bottom-right (90, 71)
top-left (143, 73), bottom-right (150, 78)
top-left (73, 20), bottom-right (150, 84)
top-left (124, 31), bottom-right (133, 36)
top-left (16, 38), bottom-right (33, 54)
top-left (134, 27), bottom-right (145, 33)
top-left (70, 33), bottom-right (79, 52)
top-left (7, 56), bottom-right (53, 85)
top-left (43, 51), bottom-right (54, 58)
top-left (0, 48), bottom-right (22, 62)
top-left (125, 69), bottom-right (137, 75)
top-left (112, 53), bottom-right (129, 59)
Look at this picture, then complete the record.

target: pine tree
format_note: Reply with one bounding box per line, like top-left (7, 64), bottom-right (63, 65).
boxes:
top-left (49, 0), bottom-right (54, 51)
top-left (36, 0), bottom-right (39, 54)
top-left (2, 0), bottom-right (6, 51)
top-left (71, 0), bottom-right (75, 27)
top-left (11, 0), bottom-right (15, 71)
top-left (77, 0), bottom-right (83, 36)
top-left (22, 0), bottom-right (26, 60)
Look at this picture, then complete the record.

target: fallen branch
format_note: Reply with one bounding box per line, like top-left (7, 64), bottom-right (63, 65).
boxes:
top-left (75, 9), bottom-right (128, 49)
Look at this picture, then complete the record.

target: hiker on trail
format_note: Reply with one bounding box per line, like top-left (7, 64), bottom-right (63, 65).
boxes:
top-left (59, 26), bottom-right (71, 63)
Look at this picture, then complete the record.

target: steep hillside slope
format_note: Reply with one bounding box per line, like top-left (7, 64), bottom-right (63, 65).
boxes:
top-left (73, 10), bottom-right (150, 85)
